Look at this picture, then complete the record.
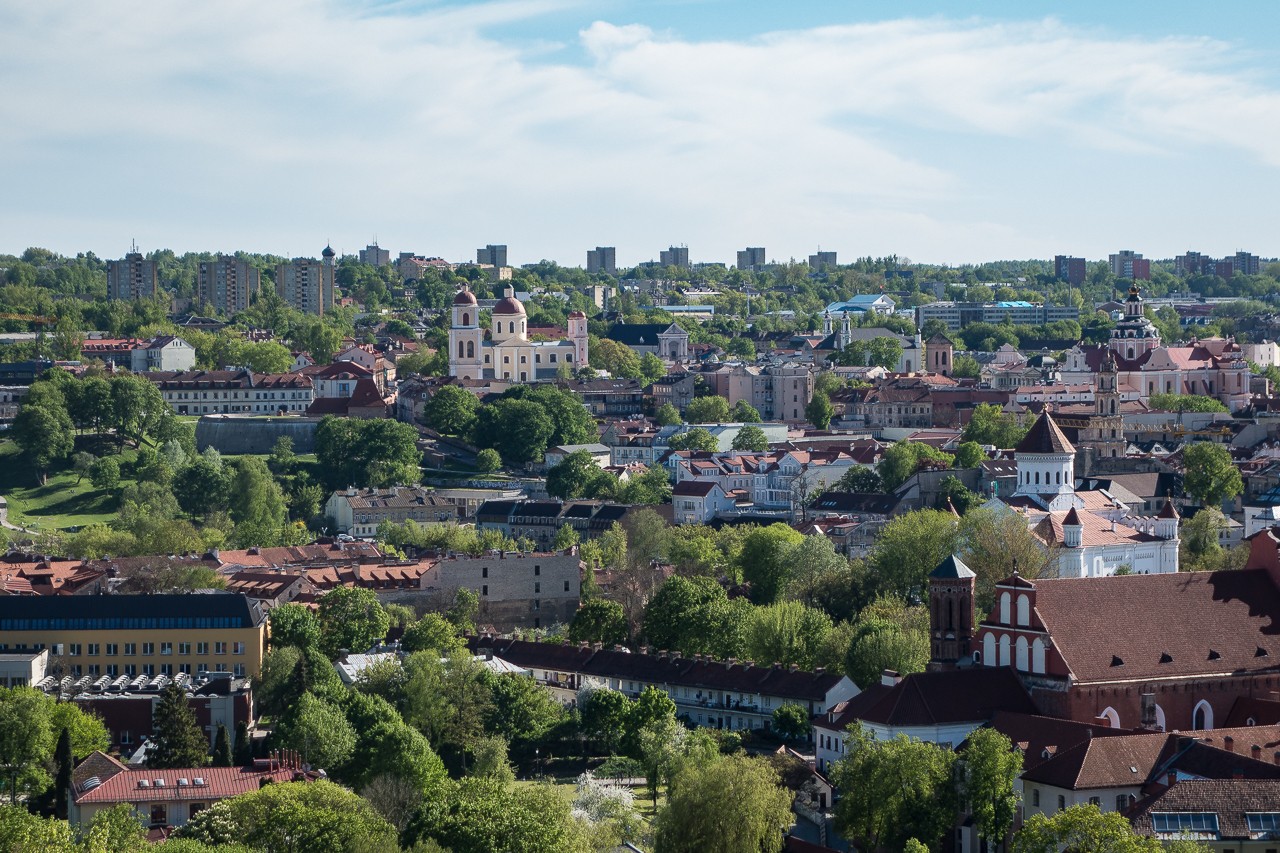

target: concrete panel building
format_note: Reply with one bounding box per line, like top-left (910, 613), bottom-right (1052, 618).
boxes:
top-left (587, 246), bottom-right (617, 275)
top-left (276, 253), bottom-right (336, 316)
top-left (107, 252), bottom-right (159, 301)
top-left (197, 255), bottom-right (261, 316)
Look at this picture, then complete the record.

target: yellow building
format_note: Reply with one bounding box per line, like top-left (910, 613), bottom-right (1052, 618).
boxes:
top-left (0, 594), bottom-right (267, 679)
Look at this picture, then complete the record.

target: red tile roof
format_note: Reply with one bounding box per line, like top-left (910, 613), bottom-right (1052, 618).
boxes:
top-left (74, 759), bottom-right (309, 804)
top-left (824, 667), bottom-right (1037, 729)
top-left (1015, 412), bottom-right (1075, 455)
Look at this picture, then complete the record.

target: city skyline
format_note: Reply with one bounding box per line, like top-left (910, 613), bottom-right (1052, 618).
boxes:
top-left (3, 1), bottom-right (1279, 266)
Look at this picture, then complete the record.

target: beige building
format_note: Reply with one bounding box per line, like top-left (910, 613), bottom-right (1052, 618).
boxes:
top-left (276, 250), bottom-right (335, 316)
top-left (198, 255), bottom-right (261, 316)
top-left (107, 252), bottom-right (158, 301)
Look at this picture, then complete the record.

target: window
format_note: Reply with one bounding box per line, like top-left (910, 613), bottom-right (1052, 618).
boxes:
top-left (179, 643), bottom-right (191, 655)
top-left (124, 643), bottom-right (136, 656)
top-left (87, 644), bottom-right (99, 656)
top-left (106, 665), bottom-right (118, 676)
top-left (1151, 813), bottom-right (1219, 836)
top-left (1057, 795), bottom-right (1065, 812)
top-left (534, 582), bottom-right (540, 594)
top-left (534, 565), bottom-right (541, 576)
top-left (150, 804), bottom-right (168, 826)
top-left (533, 599), bottom-right (540, 611)
top-left (564, 581), bottom-right (571, 592)
top-left (143, 665), bottom-right (155, 676)
top-left (161, 642), bottom-right (173, 655)
top-left (215, 642), bottom-right (227, 655)
top-left (1247, 813), bottom-right (1280, 834)
top-left (69, 644), bottom-right (81, 656)
top-left (1032, 788), bottom-right (1040, 807)
top-left (1089, 796), bottom-right (1101, 807)
top-left (88, 665), bottom-right (100, 676)
top-left (233, 642), bottom-right (245, 655)
top-left (142, 643), bottom-right (154, 655)
top-left (234, 664), bottom-right (246, 677)
top-left (197, 643), bottom-right (209, 655)
top-left (105, 643), bottom-right (119, 656)
top-left (482, 585), bottom-right (488, 596)
top-left (482, 567), bottom-right (488, 579)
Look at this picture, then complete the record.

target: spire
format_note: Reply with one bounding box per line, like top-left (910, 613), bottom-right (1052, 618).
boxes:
top-left (1014, 411), bottom-right (1075, 455)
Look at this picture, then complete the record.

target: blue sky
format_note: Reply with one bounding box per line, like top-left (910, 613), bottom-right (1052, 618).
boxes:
top-left (2, 1), bottom-right (1278, 268)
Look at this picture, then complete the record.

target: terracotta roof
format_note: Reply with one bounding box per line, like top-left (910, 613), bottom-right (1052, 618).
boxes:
top-left (1006, 571), bottom-right (1280, 683)
top-left (74, 762), bottom-right (308, 804)
top-left (1130, 779), bottom-right (1280, 840)
top-left (1015, 412), bottom-right (1075, 455)
top-left (1021, 733), bottom-right (1169, 789)
top-left (982, 711), bottom-right (1133, 772)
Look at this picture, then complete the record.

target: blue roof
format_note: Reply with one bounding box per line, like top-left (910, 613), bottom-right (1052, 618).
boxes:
top-left (994, 301), bottom-right (1036, 308)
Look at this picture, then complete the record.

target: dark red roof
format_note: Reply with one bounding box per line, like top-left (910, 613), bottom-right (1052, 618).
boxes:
top-left (1014, 412), bottom-right (1075, 455)
top-left (824, 667), bottom-right (1037, 728)
top-left (452, 289), bottom-right (477, 306)
top-left (492, 296), bottom-right (525, 315)
top-left (1130, 779), bottom-right (1280, 840)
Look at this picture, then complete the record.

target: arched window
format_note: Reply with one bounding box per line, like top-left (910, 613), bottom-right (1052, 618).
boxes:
top-left (983, 633), bottom-right (996, 666)
top-left (1035, 471), bottom-right (1040, 485)
top-left (1154, 704), bottom-right (1167, 732)
top-left (1015, 636), bottom-right (1029, 671)
top-left (998, 634), bottom-right (1011, 667)
top-left (1032, 638), bottom-right (1046, 673)
top-left (1056, 471), bottom-right (1061, 485)
top-left (457, 341), bottom-right (465, 358)
top-left (1016, 594), bottom-right (1030, 626)
top-left (1099, 706), bottom-right (1120, 728)
top-left (999, 592), bottom-right (1011, 625)
top-left (466, 341), bottom-right (474, 358)
top-left (1193, 700), bottom-right (1214, 731)
top-left (462, 312), bottom-right (470, 326)
top-left (946, 598), bottom-right (955, 631)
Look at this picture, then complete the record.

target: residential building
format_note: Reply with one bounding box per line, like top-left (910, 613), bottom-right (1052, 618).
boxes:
top-left (70, 751), bottom-right (317, 832)
top-left (197, 255), bottom-right (261, 315)
top-left (0, 650), bottom-right (47, 687)
top-left (586, 246), bottom-right (617, 275)
top-left (106, 252), bottom-right (158, 301)
top-left (672, 480), bottom-right (738, 523)
top-left (414, 550), bottom-right (582, 630)
top-left (0, 593), bottom-right (268, 679)
top-left (671, 448), bottom-right (856, 516)
top-left (555, 378), bottom-right (645, 417)
top-left (470, 637), bottom-right (858, 737)
top-left (605, 322), bottom-right (689, 361)
top-left (144, 369), bottom-right (313, 415)
top-left (359, 242), bottom-right (390, 266)
top-left (808, 250), bottom-right (837, 271)
top-left (1175, 250), bottom-right (1208, 277)
top-left (475, 499), bottom-right (635, 548)
top-left (1109, 250), bottom-right (1151, 280)
top-left (275, 252), bottom-right (335, 316)
top-left (476, 244), bottom-right (507, 267)
top-left (80, 335), bottom-right (196, 373)
top-left (544, 443), bottom-right (611, 470)
top-left (737, 247), bottom-right (766, 271)
top-left (914, 300), bottom-right (1080, 330)
top-left (1054, 255), bottom-right (1086, 286)
top-left (324, 485), bottom-right (461, 536)
top-left (449, 286), bottom-right (587, 381)
top-left (659, 246), bottom-right (689, 268)
top-left (332, 343), bottom-right (396, 394)
top-left (1130, 779), bottom-right (1280, 850)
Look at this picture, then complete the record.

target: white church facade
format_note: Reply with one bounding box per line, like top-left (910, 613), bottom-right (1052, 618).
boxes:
top-left (449, 286), bottom-right (588, 382)
top-left (983, 411), bottom-right (1180, 577)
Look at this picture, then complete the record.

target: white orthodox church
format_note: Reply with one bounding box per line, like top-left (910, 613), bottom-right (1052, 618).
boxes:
top-left (983, 411), bottom-right (1180, 576)
top-left (449, 286), bottom-right (588, 382)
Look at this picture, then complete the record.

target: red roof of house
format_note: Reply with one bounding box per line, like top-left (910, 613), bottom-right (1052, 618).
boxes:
top-left (73, 756), bottom-right (309, 804)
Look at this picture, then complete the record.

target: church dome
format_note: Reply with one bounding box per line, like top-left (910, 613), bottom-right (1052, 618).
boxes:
top-left (322, 244), bottom-right (336, 258)
top-left (453, 289), bottom-right (478, 306)
top-left (493, 296), bottom-right (526, 316)
top-left (568, 310), bottom-right (587, 319)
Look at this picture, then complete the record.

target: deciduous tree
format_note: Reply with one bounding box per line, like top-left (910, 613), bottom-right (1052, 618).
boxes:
top-left (653, 754), bottom-right (793, 853)
top-left (1183, 442), bottom-right (1243, 506)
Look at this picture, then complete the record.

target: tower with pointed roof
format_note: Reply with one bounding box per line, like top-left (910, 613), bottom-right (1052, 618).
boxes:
top-left (928, 554), bottom-right (977, 671)
top-left (1013, 411), bottom-right (1081, 511)
top-left (1108, 283), bottom-right (1160, 362)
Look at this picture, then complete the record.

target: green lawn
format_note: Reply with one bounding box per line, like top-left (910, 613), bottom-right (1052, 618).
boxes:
top-left (0, 439), bottom-right (136, 532)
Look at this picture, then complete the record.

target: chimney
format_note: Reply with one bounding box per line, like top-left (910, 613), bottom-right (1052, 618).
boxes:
top-left (1167, 772), bottom-right (1177, 787)
top-left (880, 669), bottom-right (901, 687)
top-left (1095, 714), bottom-right (1112, 729)
top-left (1253, 744), bottom-right (1263, 761)
top-left (1224, 735), bottom-right (1235, 753)
top-left (789, 663), bottom-right (799, 672)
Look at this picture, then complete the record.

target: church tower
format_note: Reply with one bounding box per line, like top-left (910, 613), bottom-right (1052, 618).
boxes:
top-left (1014, 411), bottom-right (1080, 510)
top-left (449, 286), bottom-right (483, 380)
top-left (928, 554), bottom-right (976, 671)
top-left (568, 310), bottom-right (589, 368)
top-left (1108, 283), bottom-right (1161, 362)
top-left (925, 333), bottom-right (954, 377)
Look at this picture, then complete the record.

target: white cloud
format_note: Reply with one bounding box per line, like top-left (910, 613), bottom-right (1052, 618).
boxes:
top-left (0, 3), bottom-right (1277, 263)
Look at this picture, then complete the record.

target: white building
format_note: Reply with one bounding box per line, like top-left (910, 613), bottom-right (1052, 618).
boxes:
top-left (449, 286), bottom-right (587, 382)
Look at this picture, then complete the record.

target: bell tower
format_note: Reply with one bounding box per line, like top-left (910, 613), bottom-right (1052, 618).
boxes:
top-left (928, 554), bottom-right (976, 671)
top-left (449, 286), bottom-right (483, 380)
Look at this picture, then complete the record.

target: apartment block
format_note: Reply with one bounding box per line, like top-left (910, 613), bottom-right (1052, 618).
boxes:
top-left (106, 252), bottom-right (159, 301)
top-left (359, 243), bottom-right (390, 266)
top-left (276, 256), bottom-right (335, 316)
top-left (0, 593), bottom-right (268, 679)
top-left (1053, 255), bottom-right (1086, 286)
top-left (586, 246), bottom-right (617, 275)
top-left (144, 369), bottom-right (313, 415)
top-left (1108, 250), bottom-right (1151, 280)
top-left (477, 244), bottom-right (508, 267)
top-left (809, 250), bottom-right (838, 271)
top-left (197, 255), bottom-right (261, 316)
top-left (659, 246), bottom-right (689, 268)
top-left (737, 247), bottom-right (766, 271)
top-left (915, 301), bottom-right (1080, 330)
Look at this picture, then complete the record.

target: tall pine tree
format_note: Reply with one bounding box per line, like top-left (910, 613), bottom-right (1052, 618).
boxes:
top-left (212, 724), bottom-right (233, 768)
top-left (233, 720), bottom-right (253, 766)
top-left (53, 726), bottom-right (72, 820)
top-left (147, 683), bottom-right (210, 769)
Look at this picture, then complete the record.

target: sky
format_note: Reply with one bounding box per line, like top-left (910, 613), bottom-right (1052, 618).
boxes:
top-left (3, 0), bottom-right (1279, 269)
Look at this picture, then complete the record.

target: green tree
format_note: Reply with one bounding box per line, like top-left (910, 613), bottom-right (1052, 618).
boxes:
top-left (667, 427), bottom-right (719, 452)
top-left (831, 465), bottom-right (882, 493)
top-left (686, 395), bottom-right (731, 424)
top-left (731, 400), bottom-right (762, 422)
top-left (316, 586), bottom-right (390, 658)
top-left (178, 780), bottom-right (399, 853)
top-left (401, 613), bottom-right (464, 656)
top-left (961, 728), bottom-right (1023, 847)
top-left (72, 451), bottom-right (96, 484)
top-left (228, 456), bottom-right (290, 546)
top-left (772, 703), bottom-right (811, 739)
top-left (471, 399), bottom-right (555, 466)
top-left (831, 729), bottom-right (958, 852)
top-left (211, 724), bottom-right (233, 767)
top-left (1011, 804), bottom-right (1174, 853)
top-left (547, 451), bottom-right (616, 500)
top-left (1148, 392), bottom-right (1228, 413)
top-left (274, 692), bottom-right (356, 772)
top-left (954, 440), bottom-right (985, 469)
top-left (148, 683), bottom-right (210, 769)
top-left (868, 509), bottom-right (963, 600)
top-left (482, 673), bottom-right (566, 749)
top-left (806, 391), bottom-right (834, 429)
top-left (315, 416), bottom-right (422, 489)
top-left (961, 507), bottom-right (1059, 610)
top-left (739, 523), bottom-right (806, 604)
top-left (233, 720), bottom-right (252, 766)
top-left (581, 688), bottom-right (631, 755)
top-left (52, 727), bottom-right (72, 819)
top-left (172, 456), bottom-right (233, 517)
top-left (962, 403), bottom-right (1028, 448)
top-left (653, 753), bottom-right (794, 853)
top-left (268, 435), bottom-right (296, 473)
top-left (0, 688), bottom-right (54, 803)
top-left (569, 599), bottom-right (628, 646)
top-left (937, 475), bottom-right (981, 515)
top-left (88, 456), bottom-right (120, 492)
top-left (952, 353), bottom-right (981, 378)
top-left (878, 441), bottom-right (954, 491)
top-left (1183, 442), bottom-right (1244, 506)
top-left (616, 463), bottom-right (673, 505)
top-left (731, 424), bottom-right (770, 452)
top-left (591, 337), bottom-right (643, 378)
top-left (474, 447), bottom-right (501, 473)
top-left (553, 523), bottom-right (581, 550)
top-left (422, 385), bottom-right (479, 436)
top-left (655, 402), bottom-right (682, 426)
top-left (11, 404), bottom-right (74, 484)
top-left (267, 603), bottom-right (322, 650)
top-left (746, 601), bottom-right (833, 671)
top-left (406, 776), bottom-right (591, 853)
top-left (639, 352), bottom-right (668, 384)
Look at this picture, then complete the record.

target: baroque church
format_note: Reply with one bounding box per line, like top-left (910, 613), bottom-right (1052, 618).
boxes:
top-left (448, 286), bottom-right (588, 382)
top-left (984, 411), bottom-right (1180, 576)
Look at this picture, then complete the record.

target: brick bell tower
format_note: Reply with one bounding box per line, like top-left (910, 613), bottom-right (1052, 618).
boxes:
top-left (928, 554), bottom-right (977, 671)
